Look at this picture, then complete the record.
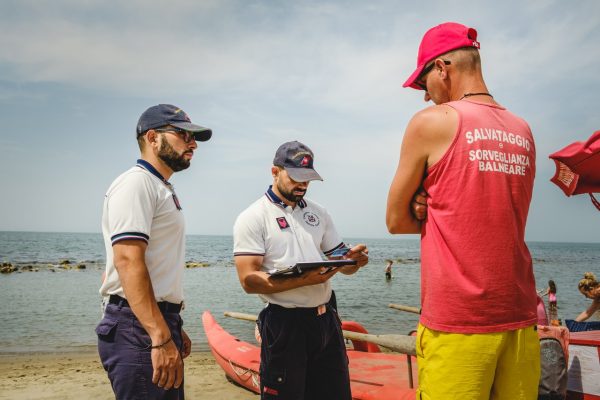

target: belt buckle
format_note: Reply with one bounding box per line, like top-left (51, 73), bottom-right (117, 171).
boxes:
top-left (317, 304), bottom-right (326, 316)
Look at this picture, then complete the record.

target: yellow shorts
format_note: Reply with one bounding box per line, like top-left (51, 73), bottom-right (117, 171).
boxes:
top-left (416, 324), bottom-right (540, 400)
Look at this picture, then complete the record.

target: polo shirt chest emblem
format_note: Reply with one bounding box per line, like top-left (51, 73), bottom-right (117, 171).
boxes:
top-left (303, 211), bottom-right (320, 227)
top-left (276, 217), bottom-right (290, 230)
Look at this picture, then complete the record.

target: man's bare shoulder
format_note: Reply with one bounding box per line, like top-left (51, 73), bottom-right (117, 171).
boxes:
top-left (407, 104), bottom-right (457, 138)
top-left (403, 104), bottom-right (459, 166)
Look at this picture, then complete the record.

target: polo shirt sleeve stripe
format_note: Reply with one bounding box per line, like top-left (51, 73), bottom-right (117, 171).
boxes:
top-left (233, 252), bottom-right (265, 257)
top-left (111, 232), bottom-right (150, 245)
top-left (323, 242), bottom-right (346, 256)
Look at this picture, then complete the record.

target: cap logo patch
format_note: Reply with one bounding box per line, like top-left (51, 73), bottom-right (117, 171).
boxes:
top-left (292, 152), bottom-right (312, 167)
top-left (276, 217), bottom-right (289, 230)
top-left (303, 211), bottom-right (320, 227)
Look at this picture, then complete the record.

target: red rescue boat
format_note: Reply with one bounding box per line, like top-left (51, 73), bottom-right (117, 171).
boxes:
top-left (202, 311), bottom-right (417, 400)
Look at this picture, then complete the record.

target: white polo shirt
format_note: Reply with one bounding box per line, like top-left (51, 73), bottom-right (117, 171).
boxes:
top-left (100, 159), bottom-right (186, 304)
top-left (233, 186), bottom-right (344, 308)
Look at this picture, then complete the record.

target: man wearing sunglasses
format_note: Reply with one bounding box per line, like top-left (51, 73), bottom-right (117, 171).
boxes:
top-left (233, 141), bottom-right (369, 400)
top-left (387, 23), bottom-right (539, 399)
top-left (97, 104), bottom-right (212, 399)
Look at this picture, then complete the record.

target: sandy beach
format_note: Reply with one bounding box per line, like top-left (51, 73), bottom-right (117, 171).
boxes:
top-left (0, 351), bottom-right (256, 400)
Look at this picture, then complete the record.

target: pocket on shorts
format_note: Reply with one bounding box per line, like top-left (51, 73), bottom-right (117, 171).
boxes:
top-left (261, 368), bottom-right (286, 398)
top-left (523, 325), bottom-right (541, 362)
top-left (261, 310), bottom-right (290, 354)
top-left (416, 323), bottom-right (426, 359)
top-left (95, 318), bottom-right (118, 342)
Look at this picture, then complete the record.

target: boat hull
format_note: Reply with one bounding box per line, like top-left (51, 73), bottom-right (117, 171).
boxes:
top-left (202, 311), bottom-right (417, 400)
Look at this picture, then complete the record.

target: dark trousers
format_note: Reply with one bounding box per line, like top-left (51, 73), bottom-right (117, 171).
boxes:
top-left (257, 300), bottom-right (351, 400)
top-left (96, 303), bottom-right (184, 400)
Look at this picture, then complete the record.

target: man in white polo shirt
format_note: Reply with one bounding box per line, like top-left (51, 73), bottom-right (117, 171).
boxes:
top-left (96, 104), bottom-right (211, 400)
top-left (233, 141), bottom-right (369, 400)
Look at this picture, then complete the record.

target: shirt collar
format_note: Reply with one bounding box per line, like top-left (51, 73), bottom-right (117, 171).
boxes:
top-left (136, 159), bottom-right (171, 186)
top-left (265, 185), bottom-right (306, 209)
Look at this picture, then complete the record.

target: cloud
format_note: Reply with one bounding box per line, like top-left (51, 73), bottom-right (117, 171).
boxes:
top-left (0, 0), bottom-right (599, 240)
top-left (484, 3), bottom-right (599, 88)
top-left (3, 0), bottom-right (596, 124)
top-left (0, 2), bottom-right (457, 111)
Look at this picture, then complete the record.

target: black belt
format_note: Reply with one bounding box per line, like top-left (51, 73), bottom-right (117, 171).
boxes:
top-left (268, 302), bottom-right (330, 316)
top-left (108, 295), bottom-right (182, 314)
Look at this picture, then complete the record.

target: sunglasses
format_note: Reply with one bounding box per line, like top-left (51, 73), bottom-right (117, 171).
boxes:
top-left (154, 127), bottom-right (197, 143)
top-left (416, 59), bottom-right (451, 90)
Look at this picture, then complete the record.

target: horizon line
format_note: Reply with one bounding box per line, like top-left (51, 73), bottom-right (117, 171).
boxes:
top-left (0, 230), bottom-right (599, 245)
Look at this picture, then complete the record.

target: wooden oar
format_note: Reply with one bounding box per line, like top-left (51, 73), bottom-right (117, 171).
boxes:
top-left (224, 311), bottom-right (416, 356)
top-left (388, 303), bottom-right (420, 314)
top-left (342, 331), bottom-right (416, 356)
top-left (224, 311), bottom-right (257, 322)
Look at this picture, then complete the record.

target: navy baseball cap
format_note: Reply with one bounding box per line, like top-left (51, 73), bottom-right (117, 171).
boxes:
top-left (136, 104), bottom-right (212, 142)
top-left (273, 141), bottom-right (323, 182)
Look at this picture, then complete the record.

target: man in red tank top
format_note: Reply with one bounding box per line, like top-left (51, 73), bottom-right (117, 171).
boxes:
top-left (386, 22), bottom-right (540, 399)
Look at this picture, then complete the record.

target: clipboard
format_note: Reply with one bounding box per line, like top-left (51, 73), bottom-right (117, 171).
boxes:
top-left (268, 259), bottom-right (357, 278)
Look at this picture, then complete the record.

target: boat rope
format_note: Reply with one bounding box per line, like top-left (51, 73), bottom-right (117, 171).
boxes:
top-left (227, 359), bottom-right (260, 388)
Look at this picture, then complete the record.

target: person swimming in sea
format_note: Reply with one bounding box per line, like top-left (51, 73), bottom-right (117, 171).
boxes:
top-left (384, 260), bottom-right (393, 281)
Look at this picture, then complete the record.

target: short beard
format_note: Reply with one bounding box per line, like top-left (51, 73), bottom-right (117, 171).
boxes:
top-left (277, 181), bottom-right (305, 203)
top-left (158, 135), bottom-right (190, 172)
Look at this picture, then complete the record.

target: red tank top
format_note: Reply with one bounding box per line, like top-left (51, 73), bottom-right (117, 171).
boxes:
top-left (420, 100), bottom-right (538, 333)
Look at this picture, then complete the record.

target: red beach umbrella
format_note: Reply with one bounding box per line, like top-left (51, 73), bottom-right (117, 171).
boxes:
top-left (549, 130), bottom-right (600, 210)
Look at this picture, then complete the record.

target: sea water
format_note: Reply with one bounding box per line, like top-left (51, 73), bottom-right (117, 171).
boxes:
top-left (0, 231), bottom-right (598, 353)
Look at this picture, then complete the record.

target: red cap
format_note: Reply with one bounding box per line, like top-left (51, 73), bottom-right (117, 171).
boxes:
top-left (403, 22), bottom-right (480, 90)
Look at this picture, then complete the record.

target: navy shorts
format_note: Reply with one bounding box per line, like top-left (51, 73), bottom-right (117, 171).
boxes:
top-left (257, 299), bottom-right (351, 400)
top-left (96, 302), bottom-right (184, 400)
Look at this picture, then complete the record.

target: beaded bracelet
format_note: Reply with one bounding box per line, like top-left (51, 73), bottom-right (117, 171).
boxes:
top-left (151, 336), bottom-right (172, 349)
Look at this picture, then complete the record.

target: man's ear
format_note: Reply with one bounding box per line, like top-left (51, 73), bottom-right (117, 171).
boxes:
top-left (271, 166), bottom-right (280, 179)
top-left (145, 129), bottom-right (160, 147)
top-left (437, 59), bottom-right (449, 79)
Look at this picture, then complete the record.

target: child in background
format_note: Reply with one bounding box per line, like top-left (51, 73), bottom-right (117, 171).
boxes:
top-left (547, 280), bottom-right (559, 326)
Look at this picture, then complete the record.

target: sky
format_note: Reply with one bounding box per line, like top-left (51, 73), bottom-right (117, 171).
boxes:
top-left (0, 0), bottom-right (598, 243)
